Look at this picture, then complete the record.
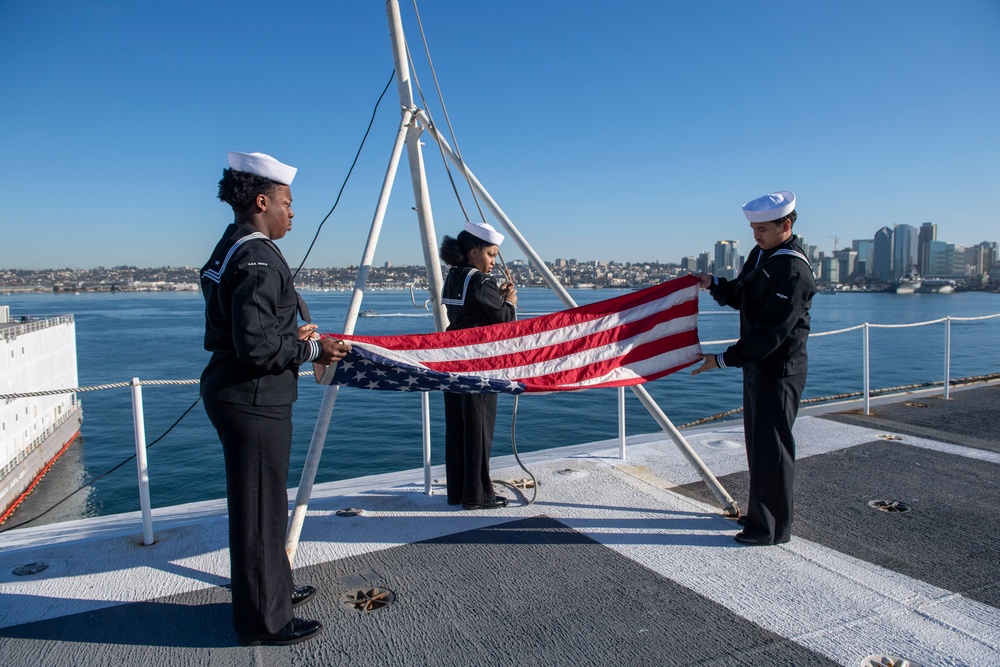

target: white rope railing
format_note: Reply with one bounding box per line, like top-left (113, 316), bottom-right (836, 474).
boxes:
top-left (700, 312), bottom-right (1000, 413)
top-left (702, 313), bottom-right (999, 346)
top-left (0, 373), bottom-right (314, 401)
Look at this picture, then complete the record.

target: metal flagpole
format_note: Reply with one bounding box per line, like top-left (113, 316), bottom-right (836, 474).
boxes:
top-left (415, 112), bottom-right (739, 516)
top-left (387, 0), bottom-right (447, 333)
top-left (287, 0), bottom-right (453, 562)
top-left (285, 110), bottom-right (413, 563)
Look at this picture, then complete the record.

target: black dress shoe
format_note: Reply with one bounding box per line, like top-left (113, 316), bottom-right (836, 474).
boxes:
top-left (736, 515), bottom-right (748, 526)
top-left (733, 531), bottom-right (773, 546)
top-left (446, 498), bottom-right (462, 506)
top-left (238, 618), bottom-right (323, 646)
top-left (462, 496), bottom-right (508, 511)
top-left (291, 585), bottom-right (316, 609)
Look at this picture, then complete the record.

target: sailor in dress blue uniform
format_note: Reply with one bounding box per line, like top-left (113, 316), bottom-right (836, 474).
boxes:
top-left (439, 221), bottom-right (518, 510)
top-left (692, 191), bottom-right (816, 545)
top-left (201, 152), bottom-right (351, 644)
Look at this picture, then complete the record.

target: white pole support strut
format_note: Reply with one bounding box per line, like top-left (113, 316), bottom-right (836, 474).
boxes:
top-left (421, 392), bottom-right (432, 493)
top-left (288, 0), bottom-right (456, 561)
top-left (618, 386), bottom-right (626, 461)
top-left (387, 0), bottom-right (447, 333)
top-left (943, 317), bottom-right (951, 400)
top-left (417, 112), bottom-right (738, 515)
top-left (286, 110), bottom-right (413, 564)
top-left (863, 323), bottom-right (871, 415)
top-left (130, 377), bottom-right (154, 545)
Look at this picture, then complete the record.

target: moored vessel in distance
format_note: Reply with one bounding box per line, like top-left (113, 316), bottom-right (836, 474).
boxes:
top-left (0, 306), bottom-right (83, 521)
top-left (918, 278), bottom-right (956, 294)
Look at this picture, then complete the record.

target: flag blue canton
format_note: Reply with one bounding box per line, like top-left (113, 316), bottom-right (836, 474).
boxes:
top-left (329, 347), bottom-right (525, 395)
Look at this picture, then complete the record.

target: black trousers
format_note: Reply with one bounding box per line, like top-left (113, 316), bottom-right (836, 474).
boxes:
top-left (742, 370), bottom-right (806, 544)
top-left (204, 397), bottom-right (294, 636)
top-left (443, 392), bottom-right (498, 505)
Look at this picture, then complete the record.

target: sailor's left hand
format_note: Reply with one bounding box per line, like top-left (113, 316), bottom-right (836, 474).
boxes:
top-left (317, 337), bottom-right (352, 365)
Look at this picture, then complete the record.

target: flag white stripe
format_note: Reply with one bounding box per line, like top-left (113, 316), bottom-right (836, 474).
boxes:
top-left (346, 313), bottom-right (698, 382)
top-left (396, 283), bottom-right (697, 363)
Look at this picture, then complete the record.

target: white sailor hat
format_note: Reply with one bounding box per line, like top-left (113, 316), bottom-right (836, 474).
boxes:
top-left (227, 151), bottom-right (297, 185)
top-left (742, 191), bottom-right (795, 223)
top-left (464, 220), bottom-right (504, 245)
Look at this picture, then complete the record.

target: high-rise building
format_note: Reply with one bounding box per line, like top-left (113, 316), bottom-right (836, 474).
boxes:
top-left (928, 241), bottom-right (967, 277)
top-left (968, 242), bottom-right (998, 275)
top-left (918, 222), bottom-right (937, 276)
top-left (872, 226), bottom-right (893, 281)
top-left (713, 240), bottom-right (739, 280)
top-left (852, 239), bottom-right (874, 277)
top-left (893, 224), bottom-right (918, 279)
top-left (697, 252), bottom-right (711, 274)
top-left (836, 248), bottom-right (858, 280)
top-left (821, 255), bottom-right (839, 284)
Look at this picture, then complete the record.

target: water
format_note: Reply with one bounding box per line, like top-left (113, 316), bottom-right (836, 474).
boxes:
top-left (4, 288), bottom-right (999, 525)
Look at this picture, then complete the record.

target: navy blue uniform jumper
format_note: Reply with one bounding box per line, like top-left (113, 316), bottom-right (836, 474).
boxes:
top-left (200, 222), bottom-right (319, 636)
top-left (708, 235), bottom-right (816, 544)
top-left (441, 265), bottom-right (516, 505)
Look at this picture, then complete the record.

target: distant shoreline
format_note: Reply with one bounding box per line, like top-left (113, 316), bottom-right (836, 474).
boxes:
top-left (2, 263), bottom-right (997, 294)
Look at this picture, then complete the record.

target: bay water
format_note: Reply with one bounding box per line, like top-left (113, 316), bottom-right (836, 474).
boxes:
top-left (4, 288), bottom-right (999, 526)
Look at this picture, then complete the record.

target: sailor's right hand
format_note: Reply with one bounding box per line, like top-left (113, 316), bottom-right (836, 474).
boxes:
top-left (501, 282), bottom-right (518, 306)
top-left (317, 337), bottom-right (352, 365)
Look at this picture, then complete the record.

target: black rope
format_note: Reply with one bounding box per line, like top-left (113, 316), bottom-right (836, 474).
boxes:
top-left (293, 68), bottom-right (396, 279)
top-left (493, 394), bottom-right (538, 505)
top-left (0, 397), bottom-right (203, 532)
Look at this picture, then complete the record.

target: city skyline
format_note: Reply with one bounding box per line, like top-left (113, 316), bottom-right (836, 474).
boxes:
top-left (2, 2), bottom-right (998, 270)
top-left (4, 218), bottom-right (993, 277)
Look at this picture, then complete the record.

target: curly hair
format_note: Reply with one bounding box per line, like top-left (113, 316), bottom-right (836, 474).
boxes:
top-left (217, 168), bottom-right (280, 210)
top-left (439, 230), bottom-right (492, 267)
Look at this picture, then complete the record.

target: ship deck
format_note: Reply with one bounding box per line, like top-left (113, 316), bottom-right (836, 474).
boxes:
top-left (1, 384), bottom-right (998, 666)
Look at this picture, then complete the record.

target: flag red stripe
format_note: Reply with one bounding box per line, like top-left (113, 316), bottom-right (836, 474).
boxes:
top-left (321, 275), bottom-right (701, 393)
top-left (337, 275), bottom-right (699, 352)
top-left (420, 299), bottom-right (697, 374)
top-left (515, 329), bottom-right (701, 389)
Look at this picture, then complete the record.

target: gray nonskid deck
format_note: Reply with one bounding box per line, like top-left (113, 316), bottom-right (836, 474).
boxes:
top-left (1, 386), bottom-right (998, 666)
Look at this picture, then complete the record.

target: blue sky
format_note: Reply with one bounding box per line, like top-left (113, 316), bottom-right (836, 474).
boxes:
top-left (2, 1), bottom-right (998, 270)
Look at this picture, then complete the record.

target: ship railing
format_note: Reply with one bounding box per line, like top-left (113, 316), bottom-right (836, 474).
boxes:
top-left (0, 314), bottom-right (75, 341)
top-left (1, 312), bottom-right (999, 543)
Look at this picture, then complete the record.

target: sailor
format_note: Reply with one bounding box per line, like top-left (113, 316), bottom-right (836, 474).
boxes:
top-left (439, 221), bottom-right (518, 509)
top-left (691, 191), bottom-right (816, 546)
top-left (200, 151), bottom-right (351, 644)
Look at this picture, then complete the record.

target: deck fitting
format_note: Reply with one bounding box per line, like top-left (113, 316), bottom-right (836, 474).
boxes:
top-left (340, 587), bottom-right (395, 613)
top-left (556, 468), bottom-right (588, 477)
top-left (863, 653), bottom-right (920, 667)
top-left (867, 499), bottom-right (912, 514)
top-left (12, 562), bottom-right (49, 576)
top-left (336, 508), bottom-right (365, 517)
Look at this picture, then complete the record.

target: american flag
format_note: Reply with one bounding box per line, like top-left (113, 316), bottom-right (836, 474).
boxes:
top-left (317, 274), bottom-right (701, 394)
